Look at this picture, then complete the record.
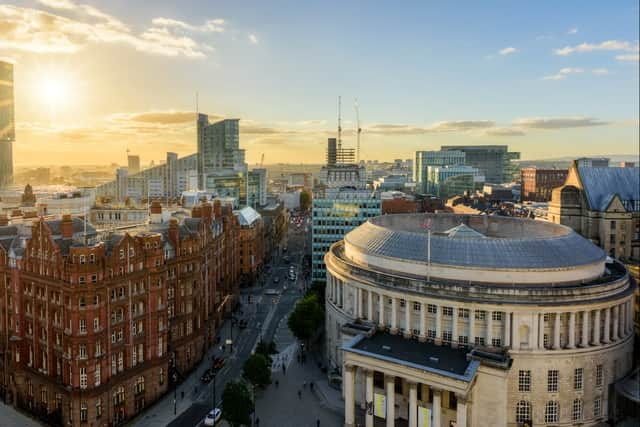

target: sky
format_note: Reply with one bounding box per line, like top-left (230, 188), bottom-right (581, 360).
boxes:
top-left (1, 0), bottom-right (639, 166)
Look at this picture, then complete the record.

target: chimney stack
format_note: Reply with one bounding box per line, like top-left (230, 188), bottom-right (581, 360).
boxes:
top-left (213, 199), bottom-right (222, 219)
top-left (168, 218), bottom-right (179, 248)
top-left (61, 214), bottom-right (73, 238)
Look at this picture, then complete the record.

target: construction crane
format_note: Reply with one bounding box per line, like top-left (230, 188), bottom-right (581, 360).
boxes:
top-left (355, 98), bottom-right (362, 164)
top-left (337, 96), bottom-right (342, 150)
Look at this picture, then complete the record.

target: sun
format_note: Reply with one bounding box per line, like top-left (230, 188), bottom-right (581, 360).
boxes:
top-left (38, 74), bottom-right (73, 108)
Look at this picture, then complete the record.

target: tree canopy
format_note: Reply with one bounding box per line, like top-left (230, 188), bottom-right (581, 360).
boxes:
top-left (287, 293), bottom-right (324, 342)
top-left (242, 353), bottom-right (272, 388)
top-left (299, 190), bottom-right (312, 211)
top-left (221, 380), bottom-right (253, 427)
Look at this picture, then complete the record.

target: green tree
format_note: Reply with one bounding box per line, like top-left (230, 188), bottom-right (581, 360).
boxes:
top-left (288, 293), bottom-right (324, 342)
top-left (242, 353), bottom-right (272, 388)
top-left (299, 190), bottom-right (312, 211)
top-left (221, 380), bottom-right (253, 427)
top-left (255, 340), bottom-right (277, 358)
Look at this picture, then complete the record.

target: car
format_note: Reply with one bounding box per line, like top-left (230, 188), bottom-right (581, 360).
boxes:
top-left (212, 357), bottom-right (225, 370)
top-left (203, 408), bottom-right (222, 426)
top-left (200, 369), bottom-right (213, 383)
top-left (273, 277), bottom-right (280, 284)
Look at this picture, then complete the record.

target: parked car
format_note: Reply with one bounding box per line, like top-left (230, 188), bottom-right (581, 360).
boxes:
top-left (200, 369), bottom-right (213, 383)
top-left (212, 357), bottom-right (225, 371)
top-left (203, 408), bottom-right (222, 426)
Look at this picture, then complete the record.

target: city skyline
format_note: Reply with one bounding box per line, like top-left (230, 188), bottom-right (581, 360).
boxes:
top-left (0, 0), bottom-right (638, 166)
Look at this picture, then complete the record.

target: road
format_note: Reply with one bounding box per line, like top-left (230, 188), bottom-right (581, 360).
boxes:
top-left (163, 215), bottom-right (310, 427)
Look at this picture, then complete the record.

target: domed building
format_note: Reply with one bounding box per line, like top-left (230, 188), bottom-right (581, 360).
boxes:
top-left (325, 213), bottom-right (635, 427)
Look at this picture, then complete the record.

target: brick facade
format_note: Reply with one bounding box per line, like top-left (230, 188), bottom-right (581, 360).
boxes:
top-left (0, 201), bottom-right (241, 427)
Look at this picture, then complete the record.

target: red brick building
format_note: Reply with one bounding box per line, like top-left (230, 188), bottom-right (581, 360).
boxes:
top-left (235, 207), bottom-right (264, 286)
top-left (0, 200), bottom-right (241, 427)
top-left (520, 167), bottom-right (568, 202)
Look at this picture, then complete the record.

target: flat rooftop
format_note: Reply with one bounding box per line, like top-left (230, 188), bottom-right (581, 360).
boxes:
top-left (344, 332), bottom-right (478, 382)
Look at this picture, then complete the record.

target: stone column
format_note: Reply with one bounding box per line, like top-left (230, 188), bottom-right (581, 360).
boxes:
top-left (568, 311), bottom-right (576, 349)
top-left (408, 382), bottom-right (417, 427)
top-left (344, 365), bottom-right (356, 427)
top-left (487, 311), bottom-right (494, 345)
top-left (553, 312), bottom-right (561, 349)
top-left (356, 288), bottom-right (363, 319)
top-left (531, 312), bottom-right (539, 350)
top-left (404, 300), bottom-right (412, 338)
top-left (385, 375), bottom-right (395, 427)
top-left (603, 307), bottom-right (611, 343)
top-left (469, 309), bottom-right (476, 346)
top-left (390, 298), bottom-right (398, 334)
top-left (338, 281), bottom-right (343, 307)
top-left (419, 303), bottom-right (427, 342)
top-left (435, 306), bottom-right (442, 345)
top-left (378, 294), bottom-right (385, 330)
top-left (456, 395), bottom-right (468, 427)
top-left (538, 313), bottom-right (545, 349)
top-left (365, 370), bottom-right (374, 427)
top-left (432, 389), bottom-right (442, 427)
top-left (593, 309), bottom-right (601, 345)
top-left (504, 312), bottom-right (511, 347)
top-left (367, 291), bottom-right (373, 322)
top-left (581, 310), bottom-right (590, 347)
top-left (612, 305), bottom-right (619, 341)
top-left (452, 307), bottom-right (459, 348)
top-left (513, 312), bottom-right (521, 350)
top-left (626, 300), bottom-right (632, 335)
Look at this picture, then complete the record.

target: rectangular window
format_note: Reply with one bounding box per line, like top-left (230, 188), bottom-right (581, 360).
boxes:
top-left (547, 370), bottom-right (559, 392)
top-left (79, 319), bottom-right (86, 334)
top-left (80, 401), bottom-right (87, 422)
top-left (458, 308), bottom-right (469, 319)
top-left (475, 310), bottom-right (486, 321)
top-left (427, 304), bottom-right (437, 314)
top-left (594, 397), bottom-right (602, 417)
top-left (458, 335), bottom-right (469, 345)
top-left (474, 336), bottom-right (485, 346)
top-left (572, 399), bottom-right (583, 422)
top-left (492, 311), bottom-right (503, 321)
top-left (545, 401), bottom-right (559, 423)
top-left (442, 331), bottom-right (452, 343)
top-left (596, 365), bottom-right (603, 387)
top-left (492, 338), bottom-right (502, 347)
top-left (96, 398), bottom-right (102, 418)
top-left (95, 363), bottom-right (101, 386)
top-left (574, 368), bottom-right (584, 391)
top-left (518, 370), bottom-right (531, 392)
top-left (399, 299), bottom-right (405, 307)
top-left (80, 367), bottom-right (87, 389)
top-left (79, 344), bottom-right (87, 359)
top-left (413, 302), bottom-right (421, 311)
top-left (93, 318), bottom-right (99, 331)
top-left (427, 329), bottom-right (436, 339)
top-left (442, 306), bottom-right (453, 317)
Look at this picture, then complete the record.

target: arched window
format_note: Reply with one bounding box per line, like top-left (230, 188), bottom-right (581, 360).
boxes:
top-left (516, 400), bottom-right (531, 423)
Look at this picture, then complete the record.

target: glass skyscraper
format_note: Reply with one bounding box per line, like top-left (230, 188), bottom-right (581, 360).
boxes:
top-left (0, 60), bottom-right (14, 188)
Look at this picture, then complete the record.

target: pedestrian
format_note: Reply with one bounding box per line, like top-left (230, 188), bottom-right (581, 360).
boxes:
top-left (282, 364), bottom-right (286, 375)
top-left (303, 381), bottom-right (307, 388)
top-left (181, 391), bottom-right (184, 399)
top-left (310, 382), bottom-right (314, 391)
top-left (317, 419), bottom-right (320, 427)
top-left (275, 380), bottom-right (279, 388)
top-left (298, 390), bottom-right (301, 399)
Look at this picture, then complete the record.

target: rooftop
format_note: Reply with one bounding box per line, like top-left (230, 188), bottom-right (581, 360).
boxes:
top-left (578, 165), bottom-right (640, 212)
top-left (344, 332), bottom-right (478, 382)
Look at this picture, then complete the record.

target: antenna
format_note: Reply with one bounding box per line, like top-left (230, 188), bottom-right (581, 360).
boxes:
top-left (355, 98), bottom-right (361, 164)
top-left (196, 91), bottom-right (199, 114)
top-left (337, 96), bottom-right (342, 150)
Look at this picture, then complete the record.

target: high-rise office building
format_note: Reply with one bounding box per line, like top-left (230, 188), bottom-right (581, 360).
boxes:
top-left (520, 167), bottom-right (568, 202)
top-left (414, 150), bottom-right (466, 193)
top-left (0, 60), bottom-right (15, 188)
top-left (197, 114), bottom-right (246, 187)
top-left (441, 145), bottom-right (520, 184)
top-left (127, 155), bottom-right (141, 174)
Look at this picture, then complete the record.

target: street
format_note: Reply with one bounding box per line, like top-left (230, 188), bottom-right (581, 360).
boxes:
top-left (134, 213), bottom-right (313, 427)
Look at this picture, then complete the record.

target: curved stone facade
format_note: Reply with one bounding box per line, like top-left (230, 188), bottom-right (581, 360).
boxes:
top-left (326, 213), bottom-right (636, 427)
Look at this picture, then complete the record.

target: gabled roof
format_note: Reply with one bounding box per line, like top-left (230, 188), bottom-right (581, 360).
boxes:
top-left (578, 166), bottom-right (640, 212)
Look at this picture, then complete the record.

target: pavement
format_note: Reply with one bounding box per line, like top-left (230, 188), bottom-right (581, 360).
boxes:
top-left (0, 401), bottom-right (42, 427)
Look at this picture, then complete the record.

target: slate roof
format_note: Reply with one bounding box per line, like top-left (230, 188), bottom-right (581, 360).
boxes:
top-left (578, 166), bottom-right (640, 212)
top-left (345, 214), bottom-right (605, 270)
top-left (344, 332), bottom-right (478, 381)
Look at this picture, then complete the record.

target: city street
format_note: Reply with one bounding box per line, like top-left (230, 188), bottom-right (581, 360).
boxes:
top-left (132, 213), bottom-right (315, 427)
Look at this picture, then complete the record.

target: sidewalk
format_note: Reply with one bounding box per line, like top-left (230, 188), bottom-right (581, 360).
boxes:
top-left (0, 402), bottom-right (42, 427)
top-left (253, 313), bottom-right (343, 427)
top-left (131, 319), bottom-right (238, 427)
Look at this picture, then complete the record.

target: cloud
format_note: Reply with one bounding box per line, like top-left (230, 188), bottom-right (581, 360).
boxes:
top-left (484, 127), bottom-right (525, 137)
top-left (0, 4), bottom-right (222, 58)
top-left (248, 34), bottom-right (258, 44)
top-left (554, 40), bottom-right (639, 56)
top-left (616, 54), bottom-right (639, 61)
top-left (366, 120), bottom-right (495, 135)
top-left (499, 47), bottom-right (517, 55)
top-left (513, 117), bottom-right (609, 129)
top-left (592, 68), bottom-right (609, 75)
top-left (111, 111), bottom-right (217, 124)
top-left (566, 27), bottom-right (578, 35)
top-left (542, 67), bottom-right (584, 80)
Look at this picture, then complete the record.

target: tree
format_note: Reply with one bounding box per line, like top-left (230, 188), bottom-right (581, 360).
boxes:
top-left (221, 380), bottom-right (253, 427)
top-left (299, 190), bottom-right (312, 211)
top-left (288, 293), bottom-right (324, 342)
top-left (255, 340), bottom-right (277, 358)
top-left (242, 353), bottom-right (272, 388)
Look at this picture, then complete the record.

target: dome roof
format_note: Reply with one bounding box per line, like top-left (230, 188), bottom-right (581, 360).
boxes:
top-left (344, 213), bottom-right (605, 271)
